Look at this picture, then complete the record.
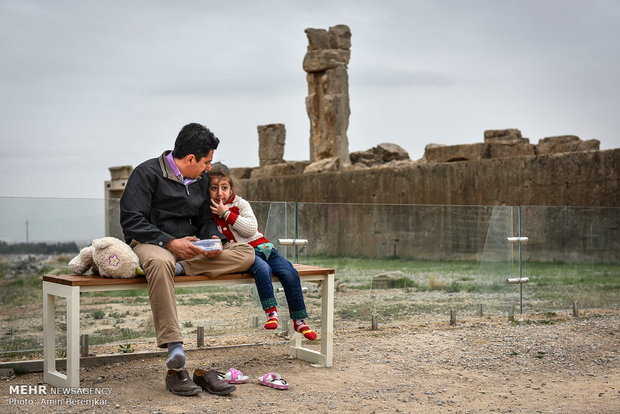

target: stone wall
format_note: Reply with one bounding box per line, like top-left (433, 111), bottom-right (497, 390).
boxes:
top-left (239, 149), bottom-right (619, 207)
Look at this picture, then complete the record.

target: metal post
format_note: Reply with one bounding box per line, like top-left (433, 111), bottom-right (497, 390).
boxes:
top-left (197, 326), bottom-right (205, 347)
top-left (294, 202), bottom-right (299, 263)
top-left (80, 334), bottom-right (89, 357)
top-left (371, 314), bottom-right (379, 330)
top-left (572, 301), bottom-right (579, 317)
top-left (518, 206), bottom-right (524, 314)
top-left (281, 316), bottom-right (290, 336)
top-left (477, 304), bottom-right (483, 317)
top-left (508, 306), bottom-right (515, 322)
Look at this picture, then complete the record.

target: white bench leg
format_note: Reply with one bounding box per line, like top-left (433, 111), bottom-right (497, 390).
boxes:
top-left (43, 281), bottom-right (81, 388)
top-left (288, 274), bottom-right (334, 367)
top-left (320, 273), bottom-right (334, 367)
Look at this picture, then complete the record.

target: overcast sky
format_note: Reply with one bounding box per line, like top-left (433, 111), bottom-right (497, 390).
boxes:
top-left (1, 0), bottom-right (619, 199)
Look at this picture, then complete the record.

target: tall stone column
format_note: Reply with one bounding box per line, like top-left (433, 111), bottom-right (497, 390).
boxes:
top-left (303, 25), bottom-right (352, 170)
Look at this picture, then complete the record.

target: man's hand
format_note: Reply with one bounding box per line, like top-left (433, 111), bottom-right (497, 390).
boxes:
top-left (166, 236), bottom-right (204, 260)
top-left (202, 235), bottom-right (223, 258)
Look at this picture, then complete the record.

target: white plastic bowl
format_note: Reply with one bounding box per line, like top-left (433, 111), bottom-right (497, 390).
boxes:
top-left (192, 239), bottom-right (223, 251)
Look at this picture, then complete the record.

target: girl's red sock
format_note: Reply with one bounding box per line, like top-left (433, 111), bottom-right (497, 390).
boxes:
top-left (294, 319), bottom-right (317, 341)
top-left (264, 306), bottom-right (278, 330)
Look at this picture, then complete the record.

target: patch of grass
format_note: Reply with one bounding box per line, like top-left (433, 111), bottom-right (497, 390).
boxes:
top-left (109, 310), bottom-right (130, 319)
top-left (309, 255), bottom-right (620, 309)
top-left (91, 309), bottom-right (105, 320)
top-left (351, 277), bottom-right (428, 291)
top-left (118, 343), bottom-right (135, 353)
top-left (512, 319), bottom-right (559, 326)
top-left (0, 273), bottom-right (42, 306)
top-left (457, 276), bottom-right (475, 282)
top-left (83, 289), bottom-right (148, 298)
top-left (179, 294), bottom-right (247, 306)
top-left (336, 302), bottom-right (373, 319)
top-left (309, 255), bottom-right (481, 277)
top-left (90, 327), bottom-right (154, 345)
top-left (444, 281), bottom-right (462, 293)
top-left (0, 336), bottom-right (42, 355)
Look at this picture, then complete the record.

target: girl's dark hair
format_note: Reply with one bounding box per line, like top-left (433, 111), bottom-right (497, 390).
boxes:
top-left (207, 162), bottom-right (237, 191)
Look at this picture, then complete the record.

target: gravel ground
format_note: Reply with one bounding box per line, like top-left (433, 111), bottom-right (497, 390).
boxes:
top-left (1, 309), bottom-right (618, 414)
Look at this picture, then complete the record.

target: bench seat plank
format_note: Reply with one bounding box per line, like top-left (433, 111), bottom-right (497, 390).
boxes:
top-left (43, 264), bottom-right (334, 286)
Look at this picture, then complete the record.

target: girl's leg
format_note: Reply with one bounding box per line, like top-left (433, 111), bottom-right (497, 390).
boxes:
top-left (266, 250), bottom-right (307, 319)
top-left (251, 253), bottom-right (279, 329)
top-left (267, 250), bottom-right (317, 340)
top-left (251, 253), bottom-right (277, 310)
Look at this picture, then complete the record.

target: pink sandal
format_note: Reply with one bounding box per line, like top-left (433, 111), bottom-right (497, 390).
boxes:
top-left (258, 372), bottom-right (289, 390)
top-left (217, 368), bottom-right (249, 384)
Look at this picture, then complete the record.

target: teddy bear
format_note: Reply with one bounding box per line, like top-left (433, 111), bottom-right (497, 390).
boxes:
top-left (69, 237), bottom-right (143, 278)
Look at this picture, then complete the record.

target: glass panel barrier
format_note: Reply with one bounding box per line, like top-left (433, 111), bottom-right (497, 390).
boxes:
top-left (520, 206), bottom-right (620, 312)
top-left (295, 203), bottom-right (502, 327)
top-left (478, 206), bottom-right (519, 316)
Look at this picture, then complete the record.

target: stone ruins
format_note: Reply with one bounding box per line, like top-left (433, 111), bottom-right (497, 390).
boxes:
top-left (424, 129), bottom-right (600, 163)
top-left (242, 25), bottom-right (604, 182)
top-left (304, 24), bottom-right (352, 172)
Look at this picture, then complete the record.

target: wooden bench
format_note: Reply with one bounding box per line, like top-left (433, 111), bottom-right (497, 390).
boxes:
top-left (42, 264), bottom-right (335, 388)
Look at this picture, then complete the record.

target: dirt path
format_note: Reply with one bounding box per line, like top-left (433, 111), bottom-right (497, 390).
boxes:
top-left (1, 310), bottom-right (618, 413)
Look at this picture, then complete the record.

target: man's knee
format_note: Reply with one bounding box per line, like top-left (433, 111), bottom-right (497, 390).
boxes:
top-left (226, 243), bottom-right (256, 266)
top-left (141, 255), bottom-right (175, 276)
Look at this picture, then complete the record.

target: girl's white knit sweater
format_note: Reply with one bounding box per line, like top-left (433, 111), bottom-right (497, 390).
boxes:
top-left (213, 194), bottom-right (269, 247)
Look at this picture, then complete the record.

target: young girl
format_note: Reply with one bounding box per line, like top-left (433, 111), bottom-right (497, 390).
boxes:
top-left (207, 162), bottom-right (317, 341)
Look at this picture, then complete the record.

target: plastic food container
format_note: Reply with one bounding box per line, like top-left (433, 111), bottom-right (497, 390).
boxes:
top-left (192, 239), bottom-right (223, 251)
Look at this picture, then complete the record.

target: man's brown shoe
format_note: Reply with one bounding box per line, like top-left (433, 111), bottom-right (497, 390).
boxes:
top-left (165, 369), bottom-right (202, 396)
top-left (193, 368), bottom-right (237, 396)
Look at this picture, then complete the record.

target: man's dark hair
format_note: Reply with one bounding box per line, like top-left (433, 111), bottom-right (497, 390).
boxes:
top-left (172, 123), bottom-right (220, 160)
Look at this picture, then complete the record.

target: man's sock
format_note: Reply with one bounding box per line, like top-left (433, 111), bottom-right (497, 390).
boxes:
top-left (175, 262), bottom-right (185, 276)
top-left (294, 319), bottom-right (317, 341)
top-left (166, 342), bottom-right (186, 369)
top-left (264, 306), bottom-right (278, 330)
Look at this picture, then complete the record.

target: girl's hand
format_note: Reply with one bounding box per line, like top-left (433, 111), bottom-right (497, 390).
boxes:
top-left (210, 198), bottom-right (229, 217)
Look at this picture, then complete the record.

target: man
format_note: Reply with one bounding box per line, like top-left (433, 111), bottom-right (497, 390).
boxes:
top-left (120, 122), bottom-right (255, 396)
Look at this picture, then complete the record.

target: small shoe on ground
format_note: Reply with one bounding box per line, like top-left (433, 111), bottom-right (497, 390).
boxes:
top-left (217, 367), bottom-right (250, 384)
top-left (193, 368), bottom-right (237, 396)
top-left (258, 372), bottom-right (289, 390)
top-left (165, 369), bottom-right (202, 396)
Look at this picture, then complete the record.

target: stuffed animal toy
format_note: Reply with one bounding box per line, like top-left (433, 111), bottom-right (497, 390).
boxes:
top-left (69, 237), bottom-right (143, 278)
